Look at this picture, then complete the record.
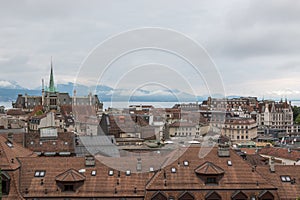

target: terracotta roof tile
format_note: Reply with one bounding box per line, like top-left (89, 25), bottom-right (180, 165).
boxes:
top-left (259, 147), bottom-right (300, 162)
top-left (55, 168), bottom-right (85, 182)
top-left (195, 161), bottom-right (225, 175)
top-left (0, 135), bottom-right (36, 170)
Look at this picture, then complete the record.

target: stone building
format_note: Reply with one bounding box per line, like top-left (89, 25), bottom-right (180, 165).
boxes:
top-left (13, 61), bottom-right (102, 113)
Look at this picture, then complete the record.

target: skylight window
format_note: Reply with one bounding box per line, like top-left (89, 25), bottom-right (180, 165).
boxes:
top-left (227, 160), bottom-right (232, 166)
top-left (183, 161), bottom-right (189, 166)
top-left (108, 170), bottom-right (114, 176)
top-left (91, 170), bottom-right (96, 176)
top-left (125, 170), bottom-right (131, 176)
top-left (280, 175), bottom-right (291, 182)
top-left (34, 170), bottom-right (46, 177)
top-left (40, 171), bottom-right (45, 177)
top-left (6, 141), bottom-right (13, 148)
top-left (171, 167), bottom-right (176, 173)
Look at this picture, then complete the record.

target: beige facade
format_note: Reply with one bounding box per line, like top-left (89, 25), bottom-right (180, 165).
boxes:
top-left (222, 118), bottom-right (257, 141)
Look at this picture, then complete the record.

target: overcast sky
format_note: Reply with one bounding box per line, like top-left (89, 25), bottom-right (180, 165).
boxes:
top-left (1, 0), bottom-right (300, 99)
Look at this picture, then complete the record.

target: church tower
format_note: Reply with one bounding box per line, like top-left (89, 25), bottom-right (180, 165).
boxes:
top-left (44, 58), bottom-right (59, 111)
top-left (48, 58), bottom-right (56, 93)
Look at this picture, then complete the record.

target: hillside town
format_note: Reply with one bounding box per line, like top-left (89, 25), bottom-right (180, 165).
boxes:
top-left (1, 66), bottom-right (300, 199)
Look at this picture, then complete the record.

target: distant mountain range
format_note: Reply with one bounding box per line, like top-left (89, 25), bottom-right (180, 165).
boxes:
top-left (0, 80), bottom-right (209, 102)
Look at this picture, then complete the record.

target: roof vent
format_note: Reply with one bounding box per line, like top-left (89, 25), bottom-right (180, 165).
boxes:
top-left (7, 132), bottom-right (13, 142)
top-left (269, 157), bottom-right (275, 173)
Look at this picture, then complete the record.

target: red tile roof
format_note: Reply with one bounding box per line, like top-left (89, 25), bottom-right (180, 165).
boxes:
top-left (259, 147), bottom-right (300, 162)
top-left (0, 135), bottom-right (36, 170)
top-left (55, 168), bottom-right (85, 182)
top-left (256, 165), bottom-right (300, 199)
top-left (194, 161), bottom-right (225, 175)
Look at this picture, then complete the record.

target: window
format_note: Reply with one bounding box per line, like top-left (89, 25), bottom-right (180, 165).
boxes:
top-left (108, 170), bottom-right (114, 176)
top-left (1, 172), bottom-right (10, 195)
top-left (91, 170), bottom-right (96, 176)
top-left (64, 184), bottom-right (74, 192)
top-left (171, 167), bottom-right (176, 173)
top-left (206, 177), bottom-right (217, 184)
top-left (280, 175), bottom-right (291, 182)
top-left (34, 170), bottom-right (46, 177)
top-left (227, 160), bottom-right (232, 166)
top-left (125, 170), bottom-right (131, 176)
top-left (149, 167), bottom-right (154, 172)
top-left (183, 161), bottom-right (189, 166)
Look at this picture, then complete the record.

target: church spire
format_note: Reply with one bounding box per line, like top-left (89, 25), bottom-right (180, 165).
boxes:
top-left (48, 57), bottom-right (56, 93)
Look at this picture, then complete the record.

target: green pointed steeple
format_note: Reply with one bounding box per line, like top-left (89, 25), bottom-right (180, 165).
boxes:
top-left (48, 58), bottom-right (56, 93)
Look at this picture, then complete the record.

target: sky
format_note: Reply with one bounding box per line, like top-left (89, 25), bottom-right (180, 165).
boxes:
top-left (0, 0), bottom-right (300, 99)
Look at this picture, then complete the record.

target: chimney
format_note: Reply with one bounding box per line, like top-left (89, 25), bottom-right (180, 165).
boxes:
top-left (218, 144), bottom-right (230, 157)
top-left (7, 132), bottom-right (13, 143)
top-left (136, 158), bottom-right (142, 172)
top-left (25, 93), bottom-right (28, 108)
top-left (73, 90), bottom-right (77, 105)
top-left (269, 156), bottom-right (275, 173)
top-left (85, 155), bottom-right (95, 167)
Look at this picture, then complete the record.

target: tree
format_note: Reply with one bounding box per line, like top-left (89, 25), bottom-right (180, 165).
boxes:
top-left (292, 106), bottom-right (300, 123)
top-left (295, 114), bottom-right (300, 124)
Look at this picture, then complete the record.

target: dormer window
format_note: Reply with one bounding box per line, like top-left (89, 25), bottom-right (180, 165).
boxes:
top-left (1, 171), bottom-right (11, 195)
top-left (206, 177), bottom-right (217, 184)
top-left (195, 161), bottom-right (225, 185)
top-left (64, 184), bottom-right (74, 192)
top-left (55, 169), bottom-right (85, 192)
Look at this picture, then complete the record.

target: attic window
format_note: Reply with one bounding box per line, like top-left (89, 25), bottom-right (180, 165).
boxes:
top-left (206, 177), bottom-right (217, 184)
top-left (227, 160), bottom-right (232, 166)
top-left (171, 167), bottom-right (176, 173)
top-left (280, 175), bottom-right (291, 182)
top-left (183, 161), bottom-right (189, 166)
top-left (91, 170), bottom-right (96, 176)
top-left (108, 170), bottom-right (114, 176)
top-left (126, 170), bottom-right (131, 176)
top-left (34, 170), bottom-right (46, 177)
top-left (63, 184), bottom-right (74, 192)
